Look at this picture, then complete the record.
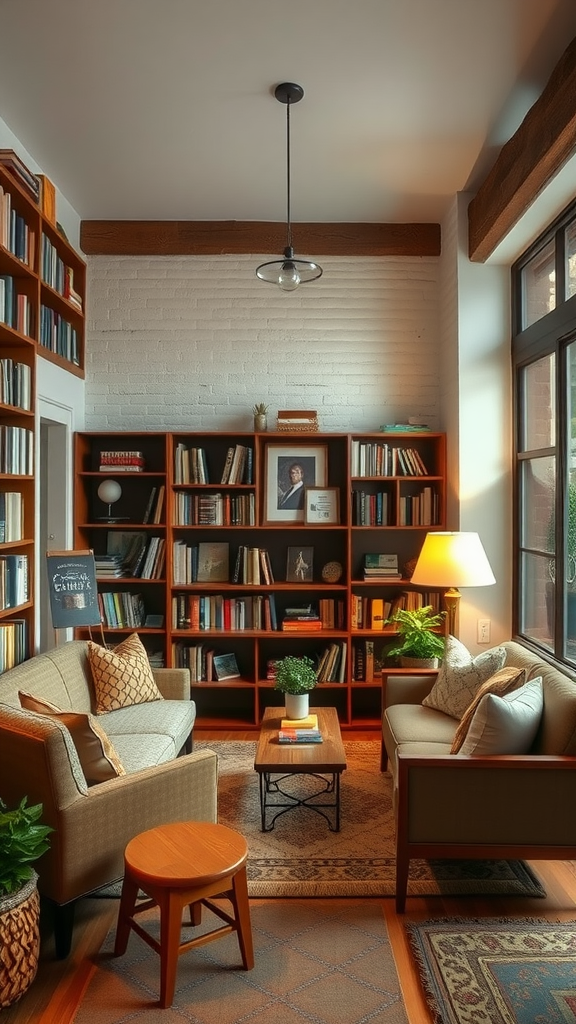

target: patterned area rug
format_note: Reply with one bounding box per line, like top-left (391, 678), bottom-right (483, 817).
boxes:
top-left (191, 740), bottom-right (546, 900)
top-left (406, 918), bottom-right (576, 1024)
top-left (72, 900), bottom-right (409, 1023)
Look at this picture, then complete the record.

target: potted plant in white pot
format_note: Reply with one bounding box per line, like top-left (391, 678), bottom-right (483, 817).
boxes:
top-left (0, 798), bottom-right (53, 1008)
top-left (385, 605), bottom-right (446, 668)
top-left (274, 654), bottom-right (318, 719)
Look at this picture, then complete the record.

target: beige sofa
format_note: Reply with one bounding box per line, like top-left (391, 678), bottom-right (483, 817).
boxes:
top-left (381, 640), bottom-right (576, 911)
top-left (0, 641), bottom-right (218, 956)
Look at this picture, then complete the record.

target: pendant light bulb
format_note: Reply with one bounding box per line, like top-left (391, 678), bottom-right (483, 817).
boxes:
top-left (278, 260), bottom-right (300, 291)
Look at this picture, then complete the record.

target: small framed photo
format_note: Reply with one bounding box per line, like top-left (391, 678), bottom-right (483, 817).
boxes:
top-left (264, 444), bottom-right (328, 524)
top-left (286, 546), bottom-right (314, 582)
top-left (305, 487), bottom-right (340, 525)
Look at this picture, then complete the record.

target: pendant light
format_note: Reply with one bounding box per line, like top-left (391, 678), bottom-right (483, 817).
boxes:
top-left (256, 82), bottom-right (323, 291)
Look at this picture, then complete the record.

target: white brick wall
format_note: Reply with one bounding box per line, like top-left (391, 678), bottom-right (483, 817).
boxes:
top-left (85, 253), bottom-right (440, 432)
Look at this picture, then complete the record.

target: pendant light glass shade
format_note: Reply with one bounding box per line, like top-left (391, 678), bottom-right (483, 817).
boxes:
top-left (256, 83), bottom-right (322, 290)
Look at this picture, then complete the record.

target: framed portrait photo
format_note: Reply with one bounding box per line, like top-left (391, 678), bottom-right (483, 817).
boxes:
top-left (304, 487), bottom-right (340, 525)
top-left (264, 444), bottom-right (328, 523)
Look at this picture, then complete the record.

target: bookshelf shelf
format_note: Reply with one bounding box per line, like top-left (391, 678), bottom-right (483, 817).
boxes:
top-left (74, 429), bottom-right (446, 730)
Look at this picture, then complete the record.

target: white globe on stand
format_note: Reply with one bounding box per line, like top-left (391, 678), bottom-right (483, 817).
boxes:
top-left (97, 479), bottom-right (122, 518)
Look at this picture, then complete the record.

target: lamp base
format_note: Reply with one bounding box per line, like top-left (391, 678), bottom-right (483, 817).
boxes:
top-left (443, 587), bottom-right (461, 638)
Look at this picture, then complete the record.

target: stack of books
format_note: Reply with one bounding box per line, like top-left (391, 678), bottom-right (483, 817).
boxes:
top-left (99, 450), bottom-right (145, 472)
top-left (278, 713), bottom-right (322, 743)
top-left (281, 605), bottom-right (322, 631)
top-left (363, 553), bottom-right (402, 581)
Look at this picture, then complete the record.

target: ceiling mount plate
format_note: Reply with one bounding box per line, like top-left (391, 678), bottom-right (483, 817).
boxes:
top-left (274, 82), bottom-right (304, 105)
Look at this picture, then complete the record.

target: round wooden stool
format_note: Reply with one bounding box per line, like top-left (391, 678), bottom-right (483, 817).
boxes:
top-left (114, 820), bottom-right (254, 1008)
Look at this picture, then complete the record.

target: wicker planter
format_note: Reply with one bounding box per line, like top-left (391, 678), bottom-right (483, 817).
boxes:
top-left (0, 872), bottom-right (40, 1008)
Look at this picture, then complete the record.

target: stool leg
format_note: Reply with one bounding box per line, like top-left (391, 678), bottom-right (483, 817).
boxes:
top-left (159, 890), bottom-right (184, 1008)
top-left (114, 872), bottom-right (140, 956)
top-left (188, 900), bottom-right (203, 926)
top-left (230, 867), bottom-right (254, 970)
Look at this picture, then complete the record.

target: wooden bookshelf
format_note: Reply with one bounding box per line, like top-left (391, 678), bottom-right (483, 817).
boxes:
top-left (74, 430), bottom-right (446, 729)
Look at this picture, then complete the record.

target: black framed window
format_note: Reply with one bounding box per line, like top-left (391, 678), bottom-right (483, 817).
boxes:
top-left (513, 199), bottom-right (576, 665)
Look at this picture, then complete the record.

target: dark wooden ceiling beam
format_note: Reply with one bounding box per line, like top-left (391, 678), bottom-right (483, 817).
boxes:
top-left (468, 35), bottom-right (576, 263)
top-left (79, 220), bottom-right (441, 257)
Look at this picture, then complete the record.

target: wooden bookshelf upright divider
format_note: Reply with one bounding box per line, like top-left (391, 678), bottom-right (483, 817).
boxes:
top-left (74, 429), bottom-right (446, 730)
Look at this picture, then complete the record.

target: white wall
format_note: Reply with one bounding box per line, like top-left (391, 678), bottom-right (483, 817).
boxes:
top-left (84, 254), bottom-right (441, 432)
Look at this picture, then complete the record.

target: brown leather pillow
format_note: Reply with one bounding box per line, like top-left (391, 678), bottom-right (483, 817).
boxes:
top-left (18, 691), bottom-right (126, 783)
top-left (450, 666), bottom-right (527, 753)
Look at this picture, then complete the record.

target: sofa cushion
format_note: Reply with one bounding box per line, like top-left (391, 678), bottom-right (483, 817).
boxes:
top-left (87, 633), bottom-right (163, 713)
top-left (18, 690), bottom-right (126, 783)
top-left (450, 666), bottom-right (527, 753)
top-left (457, 677), bottom-right (544, 756)
top-left (422, 636), bottom-right (506, 720)
top-left (101, 699), bottom-right (195, 757)
top-left (385, 703), bottom-right (458, 747)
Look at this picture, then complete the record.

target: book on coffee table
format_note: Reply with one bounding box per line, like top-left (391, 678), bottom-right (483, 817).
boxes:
top-left (280, 713), bottom-right (318, 730)
top-left (278, 728), bottom-right (323, 743)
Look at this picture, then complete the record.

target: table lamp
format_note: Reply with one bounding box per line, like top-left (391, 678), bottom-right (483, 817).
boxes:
top-left (410, 532), bottom-right (496, 637)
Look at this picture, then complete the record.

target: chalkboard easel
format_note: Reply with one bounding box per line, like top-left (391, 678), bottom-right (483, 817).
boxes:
top-left (46, 550), bottom-right (103, 640)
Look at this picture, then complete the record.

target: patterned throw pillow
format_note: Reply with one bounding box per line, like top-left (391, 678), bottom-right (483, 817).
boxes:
top-left (458, 677), bottom-right (544, 755)
top-left (87, 632), bottom-right (163, 714)
top-left (422, 635), bottom-right (507, 720)
top-left (450, 666), bottom-right (527, 752)
top-left (18, 690), bottom-right (126, 784)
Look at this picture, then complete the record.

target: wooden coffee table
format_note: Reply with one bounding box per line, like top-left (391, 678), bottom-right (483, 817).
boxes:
top-left (254, 706), bottom-right (347, 832)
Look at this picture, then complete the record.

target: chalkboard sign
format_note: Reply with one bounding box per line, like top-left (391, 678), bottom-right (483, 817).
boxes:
top-left (46, 550), bottom-right (101, 629)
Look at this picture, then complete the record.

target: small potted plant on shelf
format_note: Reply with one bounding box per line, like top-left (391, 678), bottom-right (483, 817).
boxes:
top-left (385, 605), bottom-right (446, 668)
top-left (252, 402), bottom-right (269, 432)
top-left (274, 654), bottom-right (318, 719)
top-left (0, 798), bottom-right (53, 1008)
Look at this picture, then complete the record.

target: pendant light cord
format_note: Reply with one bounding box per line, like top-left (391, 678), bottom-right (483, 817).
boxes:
top-left (285, 99), bottom-right (292, 254)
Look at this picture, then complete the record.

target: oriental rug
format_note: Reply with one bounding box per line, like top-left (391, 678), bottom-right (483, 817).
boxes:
top-left (190, 740), bottom-right (546, 900)
top-left (72, 899), bottom-right (409, 1024)
top-left (406, 918), bottom-right (576, 1024)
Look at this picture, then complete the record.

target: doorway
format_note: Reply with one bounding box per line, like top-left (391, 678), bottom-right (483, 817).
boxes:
top-left (39, 417), bottom-right (69, 652)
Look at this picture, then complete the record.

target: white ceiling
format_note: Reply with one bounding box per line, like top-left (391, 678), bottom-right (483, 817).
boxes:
top-left (1, 0), bottom-right (576, 226)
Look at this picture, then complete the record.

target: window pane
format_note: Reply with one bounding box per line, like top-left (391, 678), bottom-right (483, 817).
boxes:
top-left (520, 551), bottom-right (553, 651)
top-left (566, 221), bottom-right (576, 300)
top-left (520, 457), bottom-right (555, 551)
top-left (521, 238), bottom-right (555, 329)
top-left (519, 354), bottom-right (555, 452)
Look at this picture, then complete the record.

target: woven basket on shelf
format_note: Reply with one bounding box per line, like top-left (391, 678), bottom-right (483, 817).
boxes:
top-left (0, 872), bottom-right (40, 1008)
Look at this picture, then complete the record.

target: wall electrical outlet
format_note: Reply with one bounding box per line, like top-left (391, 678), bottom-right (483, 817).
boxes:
top-left (477, 619), bottom-right (491, 644)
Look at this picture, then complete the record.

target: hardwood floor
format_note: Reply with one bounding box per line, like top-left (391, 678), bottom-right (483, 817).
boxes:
top-left (5, 730), bottom-right (576, 1024)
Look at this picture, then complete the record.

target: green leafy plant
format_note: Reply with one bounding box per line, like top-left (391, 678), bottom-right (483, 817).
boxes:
top-left (386, 605), bottom-right (446, 661)
top-left (252, 402), bottom-right (269, 416)
top-left (0, 798), bottom-right (53, 897)
top-left (273, 655), bottom-right (317, 695)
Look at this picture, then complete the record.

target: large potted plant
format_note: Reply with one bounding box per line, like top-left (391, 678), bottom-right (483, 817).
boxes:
top-left (274, 654), bottom-right (318, 719)
top-left (0, 798), bottom-right (53, 1008)
top-left (385, 605), bottom-right (446, 667)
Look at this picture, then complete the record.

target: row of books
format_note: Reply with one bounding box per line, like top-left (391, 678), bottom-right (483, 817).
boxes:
top-left (398, 487), bottom-right (440, 526)
top-left (0, 618), bottom-right (28, 674)
top-left (0, 553), bottom-right (29, 610)
top-left (96, 535), bottom-right (165, 580)
top-left (0, 191), bottom-right (34, 266)
top-left (0, 150), bottom-right (40, 203)
top-left (142, 485), bottom-right (165, 524)
top-left (232, 545), bottom-right (274, 585)
top-left (97, 591), bottom-right (146, 629)
top-left (174, 491), bottom-right (255, 526)
top-left (0, 278), bottom-right (34, 339)
top-left (220, 444), bottom-right (253, 484)
top-left (0, 491), bottom-right (24, 543)
top-left (352, 490), bottom-right (390, 526)
top-left (99, 450), bottom-right (145, 471)
top-left (316, 640), bottom-right (347, 682)
top-left (172, 591), bottom-right (279, 632)
top-left (351, 441), bottom-right (430, 477)
top-left (0, 425), bottom-right (33, 475)
top-left (174, 444), bottom-right (209, 484)
top-left (173, 540), bottom-right (229, 584)
top-left (171, 642), bottom-right (241, 682)
top-left (38, 305), bottom-right (80, 366)
top-left (0, 357), bottom-right (32, 411)
top-left (40, 234), bottom-right (83, 310)
top-left (352, 639), bottom-right (383, 682)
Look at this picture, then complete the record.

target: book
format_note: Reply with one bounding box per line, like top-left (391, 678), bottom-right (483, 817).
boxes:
top-left (213, 652), bottom-right (241, 680)
top-left (280, 713), bottom-right (318, 730)
top-left (365, 553), bottom-right (398, 569)
top-left (142, 486), bottom-right (157, 524)
top-left (278, 728), bottom-right (323, 743)
top-left (196, 542), bottom-right (229, 583)
top-left (371, 598), bottom-right (385, 630)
